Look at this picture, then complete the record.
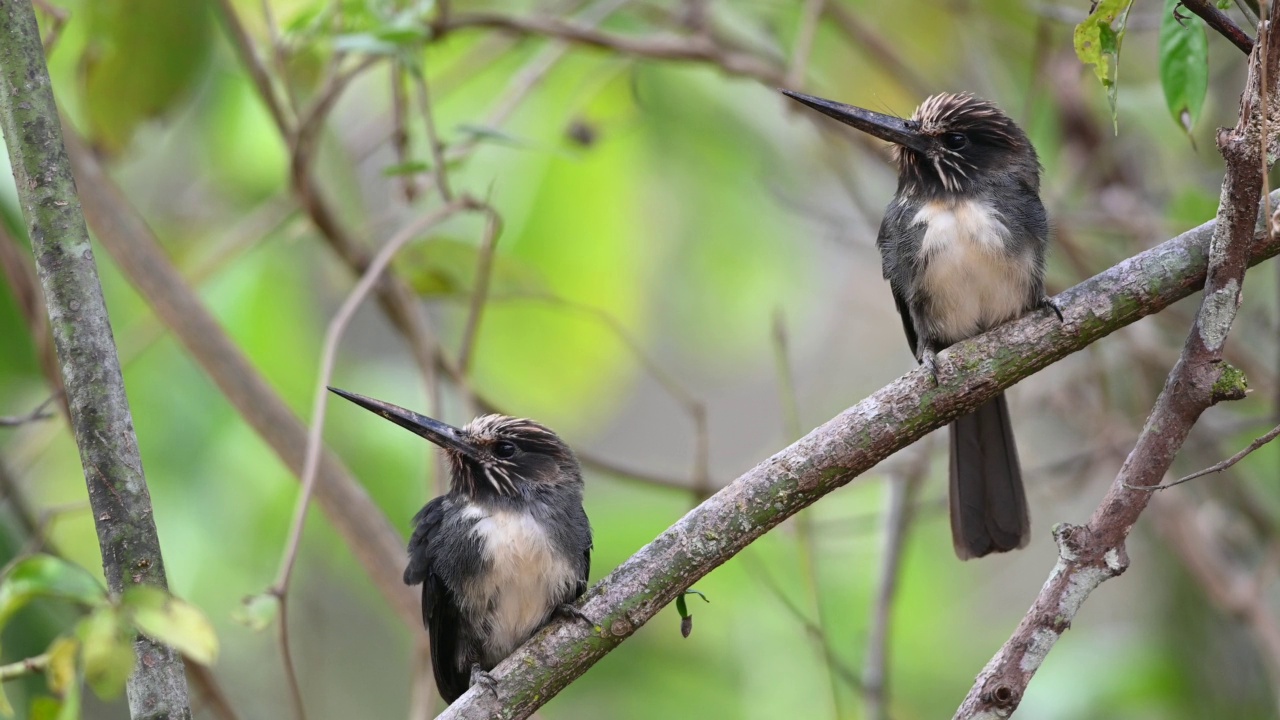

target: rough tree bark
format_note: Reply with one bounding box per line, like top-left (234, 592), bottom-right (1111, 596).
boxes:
top-left (438, 193), bottom-right (1280, 719)
top-left (0, 2), bottom-right (191, 718)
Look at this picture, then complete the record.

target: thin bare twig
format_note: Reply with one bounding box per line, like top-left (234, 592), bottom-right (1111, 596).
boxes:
top-left (457, 204), bottom-right (503, 374)
top-left (0, 652), bottom-right (49, 681)
top-left (410, 64), bottom-right (454, 202)
top-left (258, 0), bottom-right (298, 116)
top-left (31, 0), bottom-right (68, 52)
top-left (741, 552), bottom-right (865, 693)
top-left (1239, 0), bottom-right (1263, 26)
top-left (771, 311), bottom-right (803, 440)
top-left (862, 444), bottom-right (930, 720)
top-left (1135, 421), bottom-right (1280, 490)
top-left (391, 63), bottom-right (418, 203)
top-left (786, 0), bottom-right (826, 88)
top-left (0, 396), bottom-right (56, 427)
top-left (0, 221), bottom-right (65, 417)
top-left (211, 0), bottom-right (293, 136)
top-left (460, 291), bottom-right (713, 492)
top-left (823, 3), bottom-right (932, 96)
top-left (276, 601), bottom-right (307, 720)
top-left (442, 12), bottom-right (786, 85)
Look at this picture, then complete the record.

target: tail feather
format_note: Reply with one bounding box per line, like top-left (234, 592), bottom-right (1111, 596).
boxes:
top-left (949, 392), bottom-right (1030, 559)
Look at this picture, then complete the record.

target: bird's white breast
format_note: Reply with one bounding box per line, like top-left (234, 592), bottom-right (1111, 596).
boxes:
top-left (913, 199), bottom-right (1035, 343)
top-left (461, 505), bottom-right (576, 665)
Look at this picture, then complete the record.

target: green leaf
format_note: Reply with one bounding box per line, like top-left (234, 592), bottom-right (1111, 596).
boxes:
top-left (0, 555), bottom-right (107, 629)
top-left (455, 124), bottom-right (527, 148)
top-left (27, 696), bottom-right (62, 720)
top-left (375, 24), bottom-right (430, 45)
top-left (1160, 0), bottom-right (1210, 139)
top-left (676, 590), bottom-right (708, 638)
top-left (123, 587), bottom-right (219, 666)
top-left (44, 637), bottom-right (78, 697)
top-left (396, 239), bottom-right (546, 299)
top-left (332, 32), bottom-right (401, 56)
top-left (381, 160), bottom-right (432, 177)
top-left (80, 0), bottom-right (214, 153)
top-left (1074, 0), bottom-right (1135, 130)
top-left (232, 592), bottom-right (280, 632)
top-left (674, 589), bottom-right (709, 620)
top-left (0, 677), bottom-right (10, 717)
top-left (77, 609), bottom-right (133, 700)
top-left (55, 674), bottom-right (79, 720)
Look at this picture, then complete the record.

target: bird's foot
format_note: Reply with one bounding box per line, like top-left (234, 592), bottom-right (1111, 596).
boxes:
top-left (470, 663), bottom-right (498, 697)
top-left (1040, 296), bottom-right (1065, 323)
top-left (920, 347), bottom-right (941, 385)
top-left (554, 603), bottom-right (593, 625)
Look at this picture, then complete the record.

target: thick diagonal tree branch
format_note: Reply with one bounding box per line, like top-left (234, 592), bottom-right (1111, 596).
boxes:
top-left (0, 1), bottom-right (191, 717)
top-left (954, 14), bottom-right (1280, 718)
top-left (438, 192), bottom-right (1280, 718)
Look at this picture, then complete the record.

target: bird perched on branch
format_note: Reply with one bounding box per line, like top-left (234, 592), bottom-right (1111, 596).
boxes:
top-left (329, 388), bottom-right (593, 702)
top-left (781, 90), bottom-right (1061, 559)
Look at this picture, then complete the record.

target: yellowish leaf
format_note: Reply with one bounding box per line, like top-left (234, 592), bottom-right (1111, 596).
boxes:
top-left (124, 587), bottom-right (219, 666)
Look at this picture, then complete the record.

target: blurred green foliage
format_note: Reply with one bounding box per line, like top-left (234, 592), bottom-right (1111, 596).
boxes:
top-left (0, 556), bottom-right (216, 716)
top-left (0, 0), bottom-right (1277, 719)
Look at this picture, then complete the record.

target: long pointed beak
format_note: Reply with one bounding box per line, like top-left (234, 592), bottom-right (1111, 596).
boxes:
top-left (328, 387), bottom-right (477, 459)
top-left (780, 90), bottom-right (930, 154)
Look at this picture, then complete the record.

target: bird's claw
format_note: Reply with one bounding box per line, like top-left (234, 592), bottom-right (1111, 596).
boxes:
top-left (555, 603), bottom-right (593, 625)
top-left (920, 348), bottom-right (941, 385)
top-left (1041, 296), bottom-right (1065, 323)
top-left (470, 664), bottom-right (498, 697)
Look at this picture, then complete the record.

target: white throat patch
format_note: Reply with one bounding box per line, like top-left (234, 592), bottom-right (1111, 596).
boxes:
top-left (459, 505), bottom-right (577, 666)
top-left (912, 198), bottom-right (1035, 344)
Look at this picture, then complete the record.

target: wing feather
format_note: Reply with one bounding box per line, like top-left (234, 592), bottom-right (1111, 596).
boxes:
top-left (876, 201), bottom-right (925, 357)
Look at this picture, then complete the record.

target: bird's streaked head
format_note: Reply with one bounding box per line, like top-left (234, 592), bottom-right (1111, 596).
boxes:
top-left (328, 388), bottom-right (581, 498)
top-left (781, 90), bottom-right (1039, 196)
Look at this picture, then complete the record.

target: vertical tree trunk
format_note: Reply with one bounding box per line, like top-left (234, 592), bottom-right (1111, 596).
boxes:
top-left (0, 2), bottom-right (191, 718)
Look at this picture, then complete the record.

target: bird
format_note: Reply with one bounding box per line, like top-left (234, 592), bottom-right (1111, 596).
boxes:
top-left (781, 90), bottom-right (1061, 559)
top-left (328, 387), bottom-right (593, 702)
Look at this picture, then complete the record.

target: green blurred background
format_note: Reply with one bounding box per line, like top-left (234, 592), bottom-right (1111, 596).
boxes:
top-left (1, 0), bottom-right (1278, 718)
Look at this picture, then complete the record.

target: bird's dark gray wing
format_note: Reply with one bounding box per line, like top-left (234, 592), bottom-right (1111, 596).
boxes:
top-left (566, 504), bottom-right (591, 601)
top-left (876, 201), bottom-right (925, 358)
top-left (574, 542), bottom-right (591, 599)
top-left (403, 497), bottom-right (443, 588)
top-left (425, 574), bottom-right (471, 702)
top-left (404, 497), bottom-right (471, 702)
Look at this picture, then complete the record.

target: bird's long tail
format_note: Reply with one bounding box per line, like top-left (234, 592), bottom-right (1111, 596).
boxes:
top-left (949, 392), bottom-right (1030, 559)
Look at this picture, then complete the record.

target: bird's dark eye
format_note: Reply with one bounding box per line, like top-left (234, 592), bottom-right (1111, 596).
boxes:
top-left (942, 132), bottom-right (968, 150)
top-left (493, 441), bottom-right (517, 459)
